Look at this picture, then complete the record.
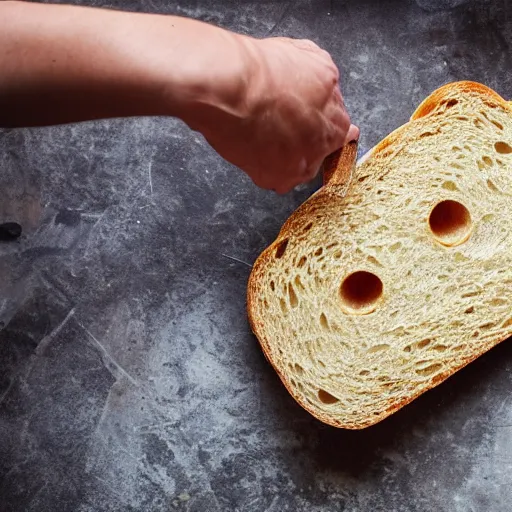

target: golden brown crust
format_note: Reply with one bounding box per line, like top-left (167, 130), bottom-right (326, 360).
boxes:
top-left (410, 81), bottom-right (507, 121)
top-left (322, 141), bottom-right (358, 186)
top-left (247, 81), bottom-right (512, 429)
top-left (366, 82), bottom-right (510, 164)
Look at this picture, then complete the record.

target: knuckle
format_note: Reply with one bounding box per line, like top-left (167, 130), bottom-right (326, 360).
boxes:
top-left (332, 87), bottom-right (342, 102)
top-left (300, 38), bottom-right (317, 47)
top-left (296, 38), bottom-right (321, 52)
top-left (331, 63), bottom-right (340, 80)
top-left (324, 63), bottom-right (340, 85)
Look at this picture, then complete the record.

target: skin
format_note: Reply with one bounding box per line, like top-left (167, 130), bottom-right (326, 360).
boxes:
top-left (0, 1), bottom-right (359, 194)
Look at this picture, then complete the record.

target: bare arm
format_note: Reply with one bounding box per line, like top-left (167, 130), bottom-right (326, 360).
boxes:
top-left (0, 1), bottom-right (358, 193)
top-left (0, 1), bottom-right (247, 125)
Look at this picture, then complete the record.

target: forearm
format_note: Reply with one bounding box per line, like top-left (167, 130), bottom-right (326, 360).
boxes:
top-left (0, 1), bottom-right (249, 127)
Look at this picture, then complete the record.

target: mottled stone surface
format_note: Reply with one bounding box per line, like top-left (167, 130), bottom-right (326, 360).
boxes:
top-left (1, 1), bottom-right (511, 511)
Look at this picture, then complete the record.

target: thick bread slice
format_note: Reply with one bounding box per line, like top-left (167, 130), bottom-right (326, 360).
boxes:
top-left (247, 81), bottom-right (512, 429)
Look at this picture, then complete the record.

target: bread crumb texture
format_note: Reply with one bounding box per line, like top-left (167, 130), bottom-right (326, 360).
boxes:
top-left (247, 82), bottom-right (512, 429)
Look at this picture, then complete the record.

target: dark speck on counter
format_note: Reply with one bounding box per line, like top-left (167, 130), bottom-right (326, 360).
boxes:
top-left (0, 221), bottom-right (22, 241)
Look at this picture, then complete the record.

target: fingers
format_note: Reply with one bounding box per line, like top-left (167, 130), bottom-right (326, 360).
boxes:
top-left (249, 152), bottom-right (325, 194)
top-left (327, 108), bottom-right (352, 151)
top-left (273, 183), bottom-right (295, 195)
top-left (332, 93), bottom-right (360, 146)
top-left (303, 157), bottom-right (324, 181)
top-left (253, 159), bottom-right (319, 195)
top-left (236, 35), bottom-right (355, 194)
top-left (276, 157), bottom-right (315, 194)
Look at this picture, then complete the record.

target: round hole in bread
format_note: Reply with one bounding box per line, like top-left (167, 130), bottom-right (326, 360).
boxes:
top-left (429, 200), bottom-right (472, 247)
top-left (495, 141), bottom-right (512, 154)
top-left (339, 271), bottom-right (383, 315)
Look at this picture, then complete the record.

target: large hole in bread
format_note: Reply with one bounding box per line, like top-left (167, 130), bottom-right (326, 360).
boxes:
top-left (275, 239), bottom-right (289, 258)
top-left (318, 389), bottom-right (339, 405)
top-left (428, 200), bottom-right (472, 247)
top-left (339, 271), bottom-right (383, 315)
top-left (495, 141), bottom-right (512, 154)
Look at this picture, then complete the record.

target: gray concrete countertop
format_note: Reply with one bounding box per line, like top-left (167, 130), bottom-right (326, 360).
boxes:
top-left (1, 1), bottom-right (511, 510)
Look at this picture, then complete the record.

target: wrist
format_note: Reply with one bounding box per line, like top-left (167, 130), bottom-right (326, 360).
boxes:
top-left (163, 26), bottom-right (256, 136)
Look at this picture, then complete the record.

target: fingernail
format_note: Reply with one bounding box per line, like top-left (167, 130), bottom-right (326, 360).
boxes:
top-left (344, 124), bottom-right (360, 144)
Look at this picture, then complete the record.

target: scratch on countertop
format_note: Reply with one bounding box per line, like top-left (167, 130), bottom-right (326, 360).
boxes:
top-left (81, 209), bottom-right (108, 226)
top-left (39, 270), bottom-right (72, 303)
top-left (221, 253), bottom-right (252, 268)
top-left (266, 0), bottom-right (296, 36)
top-left (35, 307), bottom-right (76, 355)
top-left (0, 306), bottom-right (77, 406)
top-left (78, 321), bottom-right (139, 387)
top-left (134, 421), bottom-right (180, 433)
top-left (93, 386), bottom-right (116, 438)
top-left (148, 160), bottom-right (154, 197)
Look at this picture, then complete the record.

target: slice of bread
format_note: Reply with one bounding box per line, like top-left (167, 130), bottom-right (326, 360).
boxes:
top-left (247, 81), bottom-right (512, 429)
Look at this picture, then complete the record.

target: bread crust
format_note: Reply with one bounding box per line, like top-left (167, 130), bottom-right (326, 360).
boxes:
top-left (323, 141), bottom-right (358, 186)
top-left (247, 81), bottom-right (511, 429)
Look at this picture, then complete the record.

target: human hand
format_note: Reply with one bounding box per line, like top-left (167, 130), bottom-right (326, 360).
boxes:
top-left (0, 2), bottom-right (357, 190)
top-left (191, 35), bottom-right (359, 193)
